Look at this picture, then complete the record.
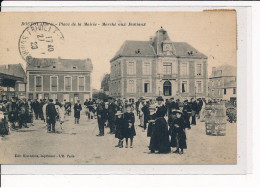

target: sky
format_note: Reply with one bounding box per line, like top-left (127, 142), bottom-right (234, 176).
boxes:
top-left (0, 11), bottom-right (237, 89)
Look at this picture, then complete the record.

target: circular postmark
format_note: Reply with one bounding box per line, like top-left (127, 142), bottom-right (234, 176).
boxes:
top-left (18, 22), bottom-right (64, 63)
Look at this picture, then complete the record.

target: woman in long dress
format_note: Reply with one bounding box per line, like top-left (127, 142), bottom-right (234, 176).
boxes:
top-left (149, 96), bottom-right (171, 154)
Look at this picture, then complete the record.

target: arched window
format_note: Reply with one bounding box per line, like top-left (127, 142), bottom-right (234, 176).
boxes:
top-left (163, 81), bottom-right (172, 96)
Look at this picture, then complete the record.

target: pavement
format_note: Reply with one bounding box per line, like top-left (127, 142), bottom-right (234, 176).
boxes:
top-left (0, 113), bottom-right (237, 164)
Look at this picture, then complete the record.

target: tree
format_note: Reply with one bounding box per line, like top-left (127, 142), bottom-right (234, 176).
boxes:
top-left (101, 73), bottom-right (110, 92)
top-left (92, 91), bottom-right (108, 100)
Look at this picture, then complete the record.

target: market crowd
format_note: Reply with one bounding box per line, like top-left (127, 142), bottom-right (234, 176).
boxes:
top-left (1, 95), bottom-right (228, 155)
top-left (92, 96), bottom-right (206, 154)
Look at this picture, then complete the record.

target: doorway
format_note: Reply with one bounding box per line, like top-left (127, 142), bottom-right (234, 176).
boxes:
top-left (163, 81), bottom-right (172, 96)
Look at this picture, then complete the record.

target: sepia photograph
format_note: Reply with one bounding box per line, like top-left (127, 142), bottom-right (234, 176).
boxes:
top-left (0, 11), bottom-right (237, 165)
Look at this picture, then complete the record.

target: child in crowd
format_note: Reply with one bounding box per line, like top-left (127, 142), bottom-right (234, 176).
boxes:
top-left (169, 109), bottom-right (187, 154)
top-left (114, 111), bottom-right (125, 148)
top-left (123, 104), bottom-right (136, 148)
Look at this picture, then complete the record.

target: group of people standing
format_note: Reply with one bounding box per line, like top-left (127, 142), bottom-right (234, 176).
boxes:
top-left (1, 94), bottom-right (206, 155)
top-left (92, 95), bottom-right (205, 154)
top-left (0, 97), bottom-right (33, 135)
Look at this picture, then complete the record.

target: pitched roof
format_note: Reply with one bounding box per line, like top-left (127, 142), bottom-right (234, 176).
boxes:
top-left (26, 57), bottom-right (93, 72)
top-left (0, 64), bottom-right (26, 78)
top-left (111, 41), bottom-right (156, 62)
top-left (172, 42), bottom-right (207, 58)
top-left (111, 40), bottom-right (207, 62)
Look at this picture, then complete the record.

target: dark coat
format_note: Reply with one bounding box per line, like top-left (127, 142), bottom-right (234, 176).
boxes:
top-left (123, 112), bottom-right (136, 138)
top-left (141, 104), bottom-right (150, 123)
top-left (191, 101), bottom-right (198, 112)
top-left (168, 116), bottom-right (187, 149)
top-left (170, 101), bottom-right (179, 111)
top-left (108, 102), bottom-right (117, 120)
top-left (147, 113), bottom-right (156, 137)
top-left (46, 103), bottom-right (57, 121)
top-left (182, 103), bottom-right (191, 129)
top-left (74, 103), bottom-right (82, 118)
top-left (96, 102), bottom-right (106, 122)
top-left (0, 114), bottom-right (8, 135)
top-left (149, 105), bottom-right (171, 153)
top-left (115, 116), bottom-right (125, 139)
top-left (6, 102), bottom-right (18, 122)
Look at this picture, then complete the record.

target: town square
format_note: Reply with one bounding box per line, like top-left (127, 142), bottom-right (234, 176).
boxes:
top-left (0, 12), bottom-right (237, 164)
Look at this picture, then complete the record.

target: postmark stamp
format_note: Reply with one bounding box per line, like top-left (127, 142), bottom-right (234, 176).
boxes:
top-left (18, 22), bottom-right (64, 63)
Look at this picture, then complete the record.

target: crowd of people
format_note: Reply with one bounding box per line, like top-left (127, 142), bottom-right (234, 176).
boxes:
top-left (1, 95), bottom-right (221, 155)
top-left (0, 97), bottom-right (68, 134)
top-left (92, 96), bottom-right (206, 154)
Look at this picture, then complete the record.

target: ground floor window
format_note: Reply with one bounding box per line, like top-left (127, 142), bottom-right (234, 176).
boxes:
top-left (163, 81), bottom-right (172, 96)
top-left (233, 88), bottom-right (236, 94)
top-left (144, 81), bottom-right (150, 93)
top-left (127, 80), bottom-right (135, 93)
top-left (74, 93), bottom-right (79, 103)
top-left (196, 81), bottom-right (202, 93)
top-left (50, 93), bottom-right (57, 100)
top-left (28, 93), bottom-right (33, 100)
top-left (181, 81), bottom-right (188, 93)
top-left (44, 93), bottom-right (49, 99)
top-left (63, 94), bottom-right (70, 102)
top-left (36, 93), bottom-right (43, 99)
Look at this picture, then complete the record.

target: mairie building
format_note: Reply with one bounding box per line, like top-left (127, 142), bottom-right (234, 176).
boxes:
top-left (26, 57), bottom-right (93, 103)
top-left (109, 27), bottom-right (208, 102)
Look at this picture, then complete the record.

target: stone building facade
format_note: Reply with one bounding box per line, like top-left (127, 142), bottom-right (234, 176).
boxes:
top-left (26, 57), bottom-right (93, 103)
top-left (109, 27), bottom-right (208, 101)
top-left (208, 65), bottom-right (236, 101)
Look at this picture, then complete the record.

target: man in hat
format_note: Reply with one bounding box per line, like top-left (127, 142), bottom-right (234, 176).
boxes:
top-left (17, 98), bottom-right (29, 129)
top-left (96, 98), bottom-right (106, 136)
top-left (191, 98), bottom-right (198, 125)
top-left (182, 99), bottom-right (191, 129)
top-left (168, 97), bottom-right (179, 115)
top-left (107, 97), bottom-right (117, 134)
top-left (46, 99), bottom-right (57, 133)
top-left (74, 100), bottom-right (82, 124)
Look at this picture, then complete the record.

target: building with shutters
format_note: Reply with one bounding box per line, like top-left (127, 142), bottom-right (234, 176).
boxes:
top-left (208, 65), bottom-right (236, 101)
top-left (109, 27), bottom-right (208, 101)
top-left (26, 57), bottom-right (93, 103)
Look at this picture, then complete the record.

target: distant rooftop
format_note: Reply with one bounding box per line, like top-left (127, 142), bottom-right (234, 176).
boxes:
top-left (26, 57), bottom-right (93, 72)
top-left (210, 65), bottom-right (236, 78)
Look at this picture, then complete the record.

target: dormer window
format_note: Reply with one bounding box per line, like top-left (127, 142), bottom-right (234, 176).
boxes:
top-left (135, 49), bottom-right (141, 54)
top-left (188, 51), bottom-right (193, 55)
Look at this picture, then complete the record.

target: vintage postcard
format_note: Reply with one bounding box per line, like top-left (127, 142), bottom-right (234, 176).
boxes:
top-left (0, 11), bottom-right (238, 165)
